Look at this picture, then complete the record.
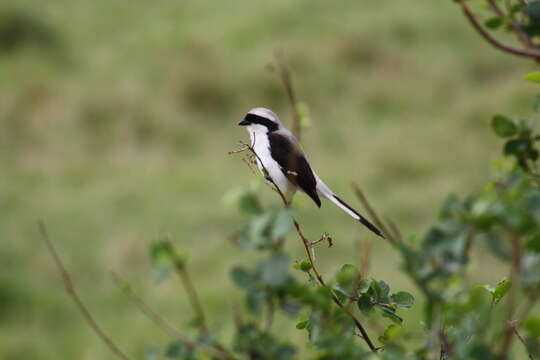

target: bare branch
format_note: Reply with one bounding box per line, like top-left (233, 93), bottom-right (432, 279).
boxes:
top-left (162, 241), bottom-right (209, 334)
top-left (457, 0), bottom-right (540, 60)
top-left (39, 222), bottom-right (130, 360)
top-left (486, 0), bottom-right (536, 49)
top-left (111, 272), bottom-right (234, 360)
top-left (385, 217), bottom-right (403, 243)
top-left (358, 237), bottom-right (373, 279)
top-left (508, 320), bottom-right (535, 360)
top-left (273, 50), bottom-right (302, 141)
top-left (438, 329), bottom-right (454, 358)
top-left (352, 184), bottom-right (395, 244)
top-left (499, 232), bottom-right (524, 359)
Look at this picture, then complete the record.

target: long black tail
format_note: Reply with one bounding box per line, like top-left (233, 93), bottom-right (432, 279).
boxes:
top-left (332, 195), bottom-right (385, 238)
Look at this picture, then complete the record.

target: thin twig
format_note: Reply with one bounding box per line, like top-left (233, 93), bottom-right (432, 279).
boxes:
top-left (508, 320), bottom-right (535, 360)
top-left (499, 232), bottom-right (523, 359)
top-left (274, 50), bottom-right (302, 141)
top-left (438, 329), bottom-right (454, 358)
top-left (358, 237), bottom-right (373, 279)
top-left (310, 232), bottom-right (333, 247)
top-left (39, 222), bottom-right (130, 360)
top-left (264, 298), bottom-right (275, 332)
top-left (353, 184), bottom-right (395, 244)
top-left (163, 241), bottom-right (209, 334)
top-left (457, 0), bottom-right (540, 60)
top-left (160, 241), bottom-right (236, 359)
top-left (486, 0), bottom-right (535, 49)
top-left (235, 142), bottom-right (378, 353)
top-left (385, 217), bottom-right (403, 243)
top-left (110, 272), bottom-right (233, 359)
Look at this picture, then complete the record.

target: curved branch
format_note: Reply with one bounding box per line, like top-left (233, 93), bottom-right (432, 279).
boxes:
top-left (39, 222), bottom-right (130, 360)
top-left (458, 0), bottom-right (540, 60)
top-left (111, 272), bottom-right (235, 360)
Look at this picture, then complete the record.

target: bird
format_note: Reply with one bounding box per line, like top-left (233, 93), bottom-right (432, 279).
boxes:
top-left (238, 107), bottom-right (384, 238)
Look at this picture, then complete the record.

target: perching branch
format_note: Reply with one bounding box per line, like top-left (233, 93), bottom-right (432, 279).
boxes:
top-left (111, 272), bottom-right (235, 360)
top-left (229, 141), bottom-right (378, 353)
top-left (457, 0), bottom-right (540, 61)
top-left (39, 222), bottom-right (130, 360)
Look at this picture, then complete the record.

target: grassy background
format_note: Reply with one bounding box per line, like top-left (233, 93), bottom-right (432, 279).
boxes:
top-left (1, 0), bottom-right (537, 358)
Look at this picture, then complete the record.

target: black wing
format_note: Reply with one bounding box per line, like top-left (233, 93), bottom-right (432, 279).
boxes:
top-left (268, 132), bottom-right (321, 207)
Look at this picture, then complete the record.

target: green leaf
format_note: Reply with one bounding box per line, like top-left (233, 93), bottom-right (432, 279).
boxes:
top-left (390, 291), bottom-right (415, 309)
top-left (504, 138), bottom-right (527, 157)
top-left (299, 260), bottom-right (312, 272)
top-left (492, 114), bottom-right (517, 137)
top-left (149, 239), bottom-right (175, 283)
top-left (166, 340), bottom-right (195, 359)
top-left (259, 253), bottom-right (290, 287)
top-left (379, 324), bottom-right (405, 344)
top-left (357, 294), bottom-right (373, 315)
top-left (271, 208), bottom-right (293, 239)
top-left (357, 278), bottom-right (372, 294)
top-left (526, 234), bottom-right (540, 253)
top-left (149, 241), bottom-right (172, 267)
top-left (525, 71), bottom-right (540, 83)
top-left (296, 320), bottom-right (309, 329)
top-left (493, 278), bottom-right (511, 304)
top-left (231, 267), bottom-right (253, 289)
top-left (528, 1), bottom-right (540, 24)
top-left (371, 280), bottom-right (390, 303)
top-left (478, 284), bottom-right (495, 294)
top-left (479, 277), bottom-right (512, 305)
top-left (484, 16), bottom-right (504, 29)
top-left (336, 264), bottom-right (358, 287)
top-left (246, 290), bottom-right (265, 313)
top-left (247, 211), bottom-right (275, 248)
top-left (239, 191), bottom-right (263, 215)
top-left (379, 306), bottom-right (403, 324)
top-left (524, 315), bottom-right (540, 337)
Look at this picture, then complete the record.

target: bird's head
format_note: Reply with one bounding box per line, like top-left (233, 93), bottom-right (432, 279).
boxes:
top-left (238, 107), bottom-right (281, 134)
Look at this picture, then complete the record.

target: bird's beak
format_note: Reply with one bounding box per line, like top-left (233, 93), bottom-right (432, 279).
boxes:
top-left (238, 119), bottom-right (250, 126)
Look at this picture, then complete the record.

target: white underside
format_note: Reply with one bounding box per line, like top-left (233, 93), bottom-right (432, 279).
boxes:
top-left (245, 125), bottom-right (362, 221)
top-left (248, 127), bottom-right (297, 198)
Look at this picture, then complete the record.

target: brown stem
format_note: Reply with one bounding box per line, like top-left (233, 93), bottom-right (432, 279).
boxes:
top-left (499, 233), bottom-right (523, 359)
top-left (487, 0), bottom-right (536, 49)
top-left (39, 222), bottom-right (130, 360)
top-left (264, 298), bottom-right (275, 332)
top-left (352, 184), bottom-right (395, 244)
top-left (111, 273), bottom-right (234, 360)
top-left (458, 0), bottom-right (540, 60)
top-left (508, 320), bottom-right (535, 360)
top-left (237, 143), bottom-right (378, 352)
top-left (163, 241), bottom-right (209, 334)
top-left (274, 50), bottom-right (302, 141)
top-left (438, 329), bottom-right (454, 358)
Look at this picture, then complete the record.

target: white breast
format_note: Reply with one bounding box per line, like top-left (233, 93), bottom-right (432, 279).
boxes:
top-left (247, 127), bottom-right (296, 196)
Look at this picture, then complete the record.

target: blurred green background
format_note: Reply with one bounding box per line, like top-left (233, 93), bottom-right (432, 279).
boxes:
top-left (1, 0), bottom-right (537, 358)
